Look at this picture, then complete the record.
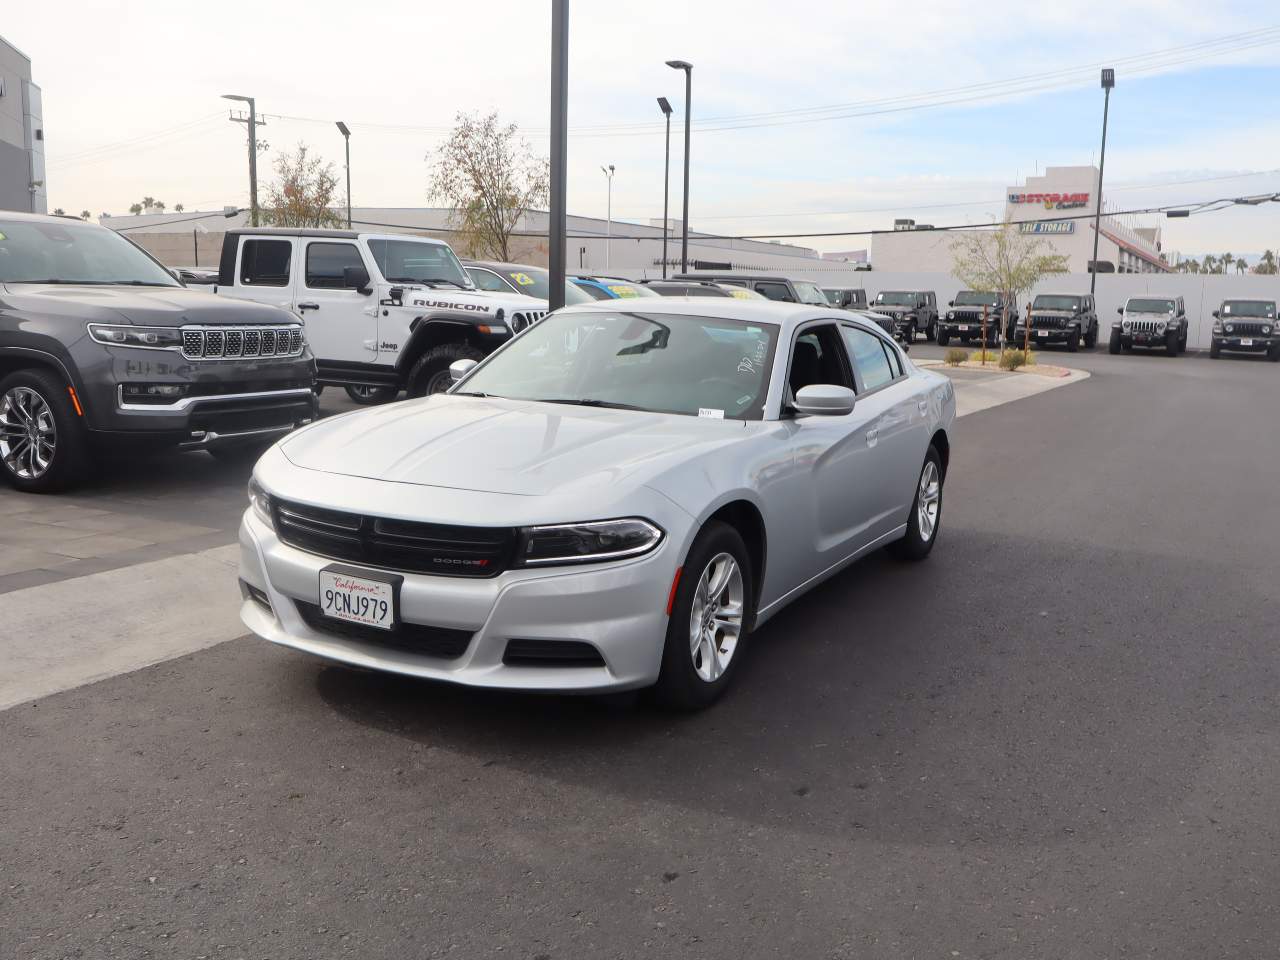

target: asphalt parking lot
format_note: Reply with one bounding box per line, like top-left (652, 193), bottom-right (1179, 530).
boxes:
top-left (3, 347), bottom-right (1279, 959)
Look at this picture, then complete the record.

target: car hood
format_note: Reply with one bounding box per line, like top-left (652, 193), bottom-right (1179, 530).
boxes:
top-left (278, 395), bottom-right (749, 496)
top-left (1030, 308), bottom-right (1079, 317)
top-left (1, 283), bottom-right (296, 327)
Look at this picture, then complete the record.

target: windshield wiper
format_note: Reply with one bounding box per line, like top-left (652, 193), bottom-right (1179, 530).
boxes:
top-left (531, 397), bottom-right (646, 411)
top-left (386, 276), bottom-right (471, 289)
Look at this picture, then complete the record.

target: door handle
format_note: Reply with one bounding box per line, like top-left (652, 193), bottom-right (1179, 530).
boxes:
top-left (297, 302), bottom-right (320, 311)
top-left (917, 399), bottom-right (928, 417)
top-left (866, 427), bottom-right (879, 448)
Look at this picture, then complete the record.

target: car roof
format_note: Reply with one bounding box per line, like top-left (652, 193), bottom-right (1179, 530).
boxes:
top-left (551, 294), bottom-right (888, 336)
top-left (464, 260), bottom-right (543, 272)
top-left (1222, 297), bottom-right (1274, 304)
top-left (0, 211), bottom-right (103, 226)
top-left (674, 272), bottom-right (795, 282)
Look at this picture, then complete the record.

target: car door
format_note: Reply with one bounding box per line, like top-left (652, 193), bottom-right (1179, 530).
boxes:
top-left (297, 239), bottom-right (380, 368)
top-left (229, 236), bottom-right (296, 311)
top-left (785, 322), bottom-right (883, 579)
top-left (840, 323), bottom-right (927, 539)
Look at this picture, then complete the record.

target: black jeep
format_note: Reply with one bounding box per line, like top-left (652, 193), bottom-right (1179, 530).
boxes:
top-left (937, 291), bottom-right (1017, 347)
top-left (1210, 299), bottom-right (1279, 360)
top-left (1013, 293), bottom-right (1099, 352)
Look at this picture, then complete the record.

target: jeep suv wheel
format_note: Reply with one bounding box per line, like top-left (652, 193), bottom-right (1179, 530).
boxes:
top-left (1108, 329), bottom-right (1122, 355)
top-left (1209, 339), bottom-right (1221, 359)
top-left (344, 384), bottom-right (398, 406)
top-left (1084, 323), bottom-right (1098, 349)
top-left (406, 343), bottom-right (485, 399)
top-left (1165, 329), bottom-right (1179, 357)
top-left (0, 369), bottom-right (89, 493)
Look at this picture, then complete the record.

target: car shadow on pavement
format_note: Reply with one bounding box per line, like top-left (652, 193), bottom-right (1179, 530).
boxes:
top-left (312, 528), bottom-right (1269, 849)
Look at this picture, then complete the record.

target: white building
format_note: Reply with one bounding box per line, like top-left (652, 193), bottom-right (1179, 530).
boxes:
top-left (0, 34), bottom-right (45, 213)
top-left (872, 165), bottom-right (1169, 275)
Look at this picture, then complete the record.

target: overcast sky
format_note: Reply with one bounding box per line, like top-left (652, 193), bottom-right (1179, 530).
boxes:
top-left (8, 0), bottom-right (1280, 257)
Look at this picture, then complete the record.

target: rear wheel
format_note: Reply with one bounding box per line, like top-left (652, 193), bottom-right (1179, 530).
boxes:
top-left (0, 368), bottom-right (90, 494)
top-left (888, 446), bottom-right (943, 562)
top-left (925, 320), bottom-right (937, 343)
top-left (1108, 329), bottom-right (1122, 355)
top-left (406, 343), bottom-right (485, 399)
top-left (652, 522), bottom-right (754, 711)
top-left (344, 384), bottom-right (398, 405)
top-left (1084, 322), bottom-right (1098, 349)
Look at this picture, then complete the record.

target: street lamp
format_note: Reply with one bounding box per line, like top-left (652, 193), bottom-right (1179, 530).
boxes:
top-left (666, 59), bottom-right (692, 273)
top-left (601, 164), bottom-right (615, 269)
top-left (335, 121), bottom-right (351, 228)
top-left (222, 94), bottom-right (259, 227)
top-left (1089, 68), bottom-right (1115, 295)
top-left (657, 97), bottom-right (673, 278)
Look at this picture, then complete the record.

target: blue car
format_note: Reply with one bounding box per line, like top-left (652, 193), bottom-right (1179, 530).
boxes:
top-left (570, 275), bottom-right (663, 301)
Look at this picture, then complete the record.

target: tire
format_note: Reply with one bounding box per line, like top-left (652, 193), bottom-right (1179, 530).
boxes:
top-left (1165, 329), bottom-right (1179, 358)
top-left (312, 384), bottom-right (325, 398)
top-left (1268, 344), bottom-right (1280, 363)
top-left (406, 343), bottom-right (485, 399)
top-left (1209, 339), bottom-right (1221, 359)
top-left (1178, 328), bottom-right (1188, 354)
top-left (0, 368), bottom-right (90, 494)
top-left (1066, 327), bottom-right (1080, 352)
top-left (344, 384), bottom-right (398, 405)
top-left (651, 521), bottom-right (754, 711)
top-left (925, 320), bottom-right (937, 343)
top-left (888, 445), bottom-right (944, 563)
top-left (907, 322), bottom-right (917, 344)
top-left (1084, 322), bottom-right (1098, 349)
top-left (937, 329), bottom-right (950, 347)
top-left (1108, 329), bottom-right (1122, 355)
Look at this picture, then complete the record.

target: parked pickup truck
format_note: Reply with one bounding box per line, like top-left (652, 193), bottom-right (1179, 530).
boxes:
top-left (0, 212), bottom-right (317, 493)
top-left (216, 229), bottom-right (549, 402)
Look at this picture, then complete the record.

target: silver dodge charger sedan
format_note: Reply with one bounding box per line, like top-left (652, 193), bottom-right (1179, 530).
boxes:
top-left (238, 298), bottom-right (955, 708)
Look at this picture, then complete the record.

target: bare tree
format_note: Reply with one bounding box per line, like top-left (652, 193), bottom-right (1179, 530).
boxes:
top-left (427, 112), bottom-right (549, 260)
top-left (174, 203), bottom-right (185, 213)
top-left (950, 225), bottom-right (1069, 354)
top-left (262, 143), bottom-right (342, 228)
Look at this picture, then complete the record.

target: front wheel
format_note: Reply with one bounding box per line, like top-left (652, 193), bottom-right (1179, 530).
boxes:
top-left (0, 369), bottom-right (90, 493)
top-left (1066, 328), bottom-right (1080, 352)
top-left (406, 343), bottom-right (485, 399)
top-left (925, 321), bottom-right (937, 343)
top-left (937, 329), bottom-right (950, 347)
top-left (651, 522), bottom-right (754, 711)
top-left (1084, 323), bottom-right (1098, 349)
top-left (345, 384), bottom-right (398, 405)
top-left (888, 446), bottom-right (943, 562)
top-left (1209, 339), bottom-right (1221, 359)
top-left (1165, 329), bottom-right (1179, 357)
top-left (1268, 343), bottom-right (1280, 363)
top-left (1108, 329), bottom-right (1122, 355)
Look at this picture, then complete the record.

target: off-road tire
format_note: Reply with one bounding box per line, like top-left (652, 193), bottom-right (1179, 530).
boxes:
top-left (405, 343), bottom-right (485, 399)
top-left (1108, 329), bottom-right (1122, 355)
top-left (925, 320), bottom-right (937, 343)
top-left (1084, 323), bottom-right (1098, 349)
top-left (344, 384), bottom-right (398, 405)
top-left (1066, 328), bottom-right (1080, 352)
top-left (1165, 329), bottom-right (1179, 357)
top-left (937, 329), bottom-right (950, 347)
top-left (651, 521), bottom-right (755, 711)
top-left (1209, 339), bottom-right (1221, 359)
top-left (0, 368), bottom-right (90, 494)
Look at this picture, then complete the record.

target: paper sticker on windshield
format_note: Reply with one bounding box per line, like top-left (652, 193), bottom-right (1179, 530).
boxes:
top-left (608, 285), bottom-right (639, 298)
top-left (512, 272), bottom-right (535, 286)
top-left (729, 289), bottom-right (753, 299)
top-left (698, 408), bottom-right (725, 419)
top-left (1222, 305), bottom-right (1231, 314)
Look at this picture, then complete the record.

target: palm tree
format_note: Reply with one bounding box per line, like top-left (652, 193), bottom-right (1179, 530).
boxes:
top-left (1236, 258), bottom-right (1247, 274)
top-left (79, 210), bottom-right (90, 220)
top-left (1259, 249), bottom-right (1277, 275)
top-left (51, 207), bottom-right (65, 216)
top-left (1221, 252), bottom-right (1234, 275)
top-left (153, 201), bottom-right (166, 213)
top-left (174, 203), bottom-right (185, 213)
top-left (129, 203), bottom-right (143, 215)
top-left (1202, 254), bottom-right (1217, 274)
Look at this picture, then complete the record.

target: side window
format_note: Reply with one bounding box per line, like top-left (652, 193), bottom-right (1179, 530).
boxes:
top-left (788, 325), bottom-right (853, 396)
top-left (841, 326), bottom-right (897, 392)
top-left (305, 242), bottom-right (364, 289)
top-left (468, 268), bottom-right (509, 293)
top-left (755, 281), bottom-right (793, 302)
top-left (240, 239), bottom-right (292, 287)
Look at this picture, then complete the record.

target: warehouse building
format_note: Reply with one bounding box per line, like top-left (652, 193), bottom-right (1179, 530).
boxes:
top-left (872, 165), bottom-right (1169, 275)
top-left (0, 35), bottom-right (45, 213)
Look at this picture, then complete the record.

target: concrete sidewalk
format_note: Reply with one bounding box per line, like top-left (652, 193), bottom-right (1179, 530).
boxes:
top-left (917, 358), bottom-right (1089, 416)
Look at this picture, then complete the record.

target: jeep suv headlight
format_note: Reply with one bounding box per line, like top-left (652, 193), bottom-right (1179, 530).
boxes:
top-left (1263, 325), bottom-right (1274, 336)
top-left (1225, 324), bottom-right (1235, 333)
top-left (517, 518), bottom-right (663, 566)
top-left (1122, 319), bottom-right (1131, 330)
top-left (88, 324), bottom-right (184, 349)
top-left (247, 477), bottom-right (274, 529)
top-left (946, 311), bottom-right (955, 320)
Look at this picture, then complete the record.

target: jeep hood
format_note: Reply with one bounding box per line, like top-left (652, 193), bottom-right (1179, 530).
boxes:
top-left (396, 286), bottom-right (548, 318)
top-left (2, 283), bottom-right (295, 327)
top-left (279, 394), bottom-right (747, 496)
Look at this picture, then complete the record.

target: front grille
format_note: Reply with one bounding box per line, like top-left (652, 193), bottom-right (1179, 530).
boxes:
top-left (510, 310), bottom-right (548, 334)
top-left (181, 325), bottom-right (304, 361)
top-left (273, 499), bottom-right (518, 578)
top-left (1128, 319), bottom-right (1165, 334)
top-left (295, 600), bottom-right (472, 659)
top-left (189, 396), bottom-right (315, 435)
top-left (1031, 315), bottom-right (1070, 329)
top-left (503, 639), bottom-right (606, 668)
top-left (1227, 321), bottom-right (1269, 336)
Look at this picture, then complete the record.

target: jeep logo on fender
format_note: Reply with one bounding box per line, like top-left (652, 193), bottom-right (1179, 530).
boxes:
top-left (411, 299), bottom-right (492, 313)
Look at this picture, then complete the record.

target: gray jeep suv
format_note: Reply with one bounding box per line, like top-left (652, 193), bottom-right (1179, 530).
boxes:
top-left (0, 212), bottom-right (317, 492)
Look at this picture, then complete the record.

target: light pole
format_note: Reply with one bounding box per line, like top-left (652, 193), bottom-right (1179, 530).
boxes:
top-left (601, 164), bottom-right (615, 269)
top-left (548, 0), bottom-right (569, 311)
top-left (335, 121), bottom-right (351, 228)
top-left (657, 97), bottom-right (672, 278)
top-left (222, 94), bottom-right (259, 227)
top-left (1089, 68), bottom-right (1115, 295)
top-left (666, 59), bottom-right (692, 273)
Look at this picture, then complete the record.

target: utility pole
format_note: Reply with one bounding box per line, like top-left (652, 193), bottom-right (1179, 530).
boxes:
top-left (657, 97), bottom-right (672, 278)
top-left (1089, 68), bottom-right (1115, 296)
top-left (223, 94), bottom-right (261, 226)
top-left (601, 164), bottom-right (615, 269)
top-left (548, 0), bottom-right (569, 311)
top-left (336, 121), bottom-right (352, 228)
top-left (666, 60), bottom-right (693, 273)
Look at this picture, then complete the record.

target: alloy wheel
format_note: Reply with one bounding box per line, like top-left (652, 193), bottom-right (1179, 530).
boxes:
top-left (0, 386), bottom-right (57, 480)
top-left (688, 552), bottom-right (745, 683)
top-left (917, 460), bottom-right (941, 542)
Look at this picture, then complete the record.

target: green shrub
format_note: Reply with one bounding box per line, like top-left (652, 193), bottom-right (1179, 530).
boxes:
top-left (999, 349), bottom-right (1028, 371)
top-left (944, 348), bottom-right (969, 366)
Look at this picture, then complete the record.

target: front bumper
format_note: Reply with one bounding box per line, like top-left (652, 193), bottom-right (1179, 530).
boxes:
top-left (1214, 335), bottom-right (1277, 353)
top-left (1015, 326), bottom-right (1076, 344)
top-left (238, 509), bottom-right (680, 693)
top-left (938, 321), bottom-right (998, 340)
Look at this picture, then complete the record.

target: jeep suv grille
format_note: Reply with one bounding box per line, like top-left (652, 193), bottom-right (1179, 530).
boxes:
top-left (1226, 321), bottom-right (1269, 336)
top-left (510, 310), bottom-right (548, 334)
top-left (1030, 315), bottom-right (1070, 329)
top-left (1127, 319), bottom-right (1165, 333)
top-left (272, 499), bottom-right (518, 578)
top-left (181, 325), bottom-right (304, 361)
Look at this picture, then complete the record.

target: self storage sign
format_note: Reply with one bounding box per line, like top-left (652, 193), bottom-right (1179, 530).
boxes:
top-left (1019, 221), bottom-right (1076, 235)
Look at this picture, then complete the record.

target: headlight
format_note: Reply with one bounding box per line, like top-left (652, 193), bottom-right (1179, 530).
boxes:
top-left (1264, 326), bottom-right (1273, 335)
top-left (247, 477), bottom-right (274, 529)
top-left (1225, 324), bottom-right (1234, 333)
top-left (517, 518), bottom-right (663, 566)
top-left (946, 311), bottom-right (955, 320)
top-left (1156, 321), bottom-right (1167, 332)
top-left (1122, 319), bottom-right (1131, 330)
top-left (88, 324), bottom-right (183, 349)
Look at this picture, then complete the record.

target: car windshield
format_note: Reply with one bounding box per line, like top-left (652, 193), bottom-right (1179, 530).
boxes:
top-left (366, 239), bottom-right (472, 287)
top-left (603, 282), bottom-right (660, 299)
top-left (1033, 295), bottom-right (1081, 311)
top-left (1127, 298), bottom-right (1175, 314)
top-left (793, 280), bottom-right (826, 304)
top-left (0, 219), bottom-right (180, 286)
top-left (1221, 300), bottom-right (1275, 318)
top-left (954, 291), bottom-right (999, 306)
top-left (874, 291), bottom-right (916, 306)
top-left (456, 309), bottom-right (779, 421)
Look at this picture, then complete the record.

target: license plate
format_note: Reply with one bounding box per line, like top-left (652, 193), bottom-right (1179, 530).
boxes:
top-left (1241, 338), bottom-right (1254, 346)
top-left (320, 566), bottom-right (399, 630)
top-left (1037, 330), bottom-right (1049, 337)
top-left (958, 325), bottom-right (969, 332)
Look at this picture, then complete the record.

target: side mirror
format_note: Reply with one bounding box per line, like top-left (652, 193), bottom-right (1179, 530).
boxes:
top-left (794, 384), bottom-right (856, 417)
top-left (448, 358), bottom-right (479, 383)
top-left (343, 265), bottom-right (372, 294)
top-left (948, 300), bottom-right (954, 307)
top-left (1116, 307), bottom-right (1123, 315)
top-left (1211, 310), bottom-right (1220, 319)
